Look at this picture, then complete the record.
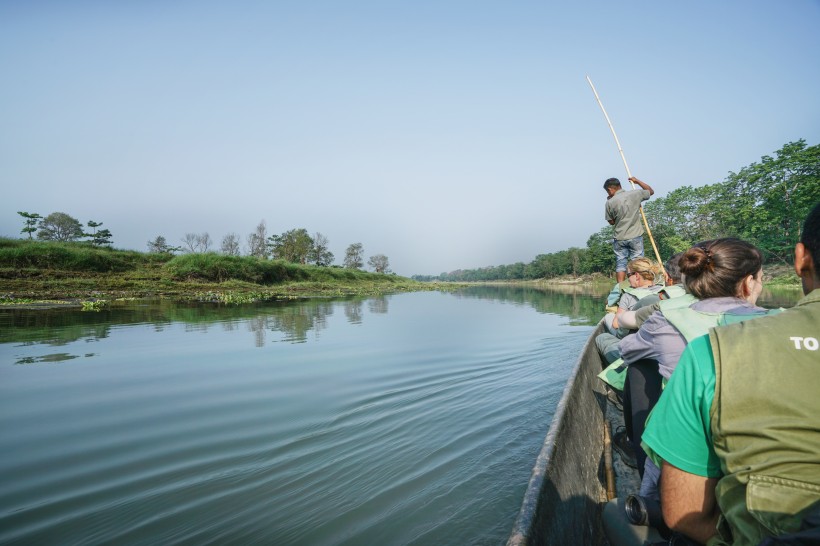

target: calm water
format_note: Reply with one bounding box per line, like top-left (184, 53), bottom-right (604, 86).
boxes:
top-left (0, 284), bottom-right (800, 545)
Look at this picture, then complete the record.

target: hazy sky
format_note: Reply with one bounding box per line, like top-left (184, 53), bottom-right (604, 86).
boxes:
top-left (2, 1), bottom-right (818, 276)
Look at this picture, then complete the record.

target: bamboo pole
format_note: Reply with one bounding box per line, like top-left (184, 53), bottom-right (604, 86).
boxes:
top-left (586, 76), bottom-right (666, 278)
top-left (603, 421), bottom-right (616, 501)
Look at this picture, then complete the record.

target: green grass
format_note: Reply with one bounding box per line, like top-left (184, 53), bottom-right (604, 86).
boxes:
top-left (0, 238), bottom-right (169, 272)
top-left (0, 238), bottom-right (452, 304)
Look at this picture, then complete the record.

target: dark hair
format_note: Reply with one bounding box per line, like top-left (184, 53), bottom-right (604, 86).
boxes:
top-left (603, 177), bottom-right (622, 190)
top-left (801, 202), bottom-right (820, 273)
top-left (664, 252), bottom-right (684, 283)
top-left (679, 238), bottom-right (763, 299)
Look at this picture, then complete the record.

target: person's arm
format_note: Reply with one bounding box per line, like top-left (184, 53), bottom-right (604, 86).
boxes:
top-left (661, 462), bottom-right (720, 544)
top-left (625, 302), bottom-right (660, 329)
top-left (629, 176), bottom-right (654, 196)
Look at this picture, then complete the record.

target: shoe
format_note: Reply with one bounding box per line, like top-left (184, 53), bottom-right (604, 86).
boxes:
top-left (606, 388), bottom-right (623, 411)
top-left (612, 426), bottom-right (637, 468)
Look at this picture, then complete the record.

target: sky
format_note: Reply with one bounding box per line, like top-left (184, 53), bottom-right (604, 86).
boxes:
top-left (1, 1), bottom-right (819, 277)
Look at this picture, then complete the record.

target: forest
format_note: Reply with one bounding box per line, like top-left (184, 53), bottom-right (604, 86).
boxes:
top-left (415, 140), bottom-right (819, 282)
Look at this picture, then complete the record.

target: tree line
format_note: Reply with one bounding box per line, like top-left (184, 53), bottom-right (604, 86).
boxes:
top-left (414, 139), bottom-right (819, 282)
top-left (13, 212), bottom-right (391, 274)
top-left (147, 222), bottom-right (391, 273)
top-left (16, 211), bottom-right (113, 247)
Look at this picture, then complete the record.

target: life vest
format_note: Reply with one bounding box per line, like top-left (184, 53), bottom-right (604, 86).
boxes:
top-left (622, 285), bottom-right (661, 302)
top-left (661, 301), bottom-right (778, 344)
top-left (659, 284), bottom-right (687, 300)
top-left (598, 289), bottom-right (687, 391)
top-left (707, 290), bottom-right (820, 545)
top-left (607, 280), bottom-right (631, 307)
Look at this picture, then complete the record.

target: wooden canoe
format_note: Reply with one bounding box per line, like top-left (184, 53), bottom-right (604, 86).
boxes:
top-left (507, 320), bottom-right (638, 545)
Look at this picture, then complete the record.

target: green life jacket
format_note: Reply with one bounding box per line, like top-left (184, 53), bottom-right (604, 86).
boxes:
top-left (659, 284), bottom-right (687, 300)
top-left (622, 285), bottom-right (660, 302)
top-left (661, 302), bottom-right (779, 344)
top-left (707, 290), bottom-right (820, 545)
top-left (598, 296), bottom-right (777, 392)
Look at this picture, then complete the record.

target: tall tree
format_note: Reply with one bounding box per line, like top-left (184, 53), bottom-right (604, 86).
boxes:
top-left (368, 253), bottom-right (390, 273)
top-left (719, 139), bottom-right (820, 263)
top-left (37, 212), bottom-right (84, 241)
top-left (17, 211), bottom-right (42, 239)
top-left (221, 233), bottom-right (241, 256)
top-left (91, 228), bottom-right (113, 246)
top-left (197, 233), bottom-right (212, 252)
top-left (344, 243), bottom-right (364, 269)
top-left (182, 233), bottom-right (200, 253)
top-left (85, 220), bottom-right (113, 246)
top-left (269, 228), bottom-right (313, 263)
top-left (308, 232), bottom-right (334, 266)
top-left (247, 220), bottom-right (269, 258)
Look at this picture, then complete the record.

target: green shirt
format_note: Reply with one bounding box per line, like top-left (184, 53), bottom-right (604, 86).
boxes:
top-left (642, 334), bottom-right (723, 477)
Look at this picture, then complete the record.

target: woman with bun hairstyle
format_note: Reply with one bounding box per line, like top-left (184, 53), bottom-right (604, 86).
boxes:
top-left (618, 238), bottom-right (770, 379)
top-left (616, 238), bottom-right (774, 500)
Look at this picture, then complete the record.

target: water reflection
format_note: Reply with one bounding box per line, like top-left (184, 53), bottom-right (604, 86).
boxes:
top-left (0, 285), bottom-right (802, 355)
top-left (454, 283), bottom-right (612, 326)
top-left (0, 298), bottom-right (388, 353)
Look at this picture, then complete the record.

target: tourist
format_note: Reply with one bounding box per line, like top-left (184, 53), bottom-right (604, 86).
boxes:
top-left (619, 238), bottom-right (774, 508)
top-left (596, 258), bottom-right (663, 365)
top-left (642, 202), bottom-right (820, 545)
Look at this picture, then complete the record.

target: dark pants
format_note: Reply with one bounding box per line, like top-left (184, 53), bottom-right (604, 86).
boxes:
top-left (623, 358), bottom-right (663, 478)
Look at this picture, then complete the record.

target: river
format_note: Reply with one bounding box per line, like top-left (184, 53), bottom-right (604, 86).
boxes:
top-left (0, 284), bottom-right (800, 545)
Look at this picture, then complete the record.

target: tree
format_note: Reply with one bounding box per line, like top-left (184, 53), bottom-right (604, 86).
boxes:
top-left (718, 140), bottom-right (820, 263)
top-left (85, 220), bottom-right (113, 246)
top-left (368, 253), bottom-right (390, 273)
top-left (91, 228), bottom-right (113, 246)
top-left (147, 235), bottom-right (180, 254)
top-left (181, 232), bottom-right (211, 253)
top-left (308, 232), bottom-right (334, 266)
top-left (17, 211), bottom-right (42, 240)
top-left (37, 212), bottom-right (84, 242)
top-left (182, 233), bottom-right (199, 253)
top-left (269, 228), bottom-right (313, 263)
top-left (221, 233), bottom-right (241, 256)
top-left (247, 220), bottom-right (269, 258)
top-left (197, 233), bottom-right (212, 252)
top-left (344, 243), bottom-right (364, 269)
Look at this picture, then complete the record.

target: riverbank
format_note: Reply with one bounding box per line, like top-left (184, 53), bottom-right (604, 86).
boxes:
top-left (0, 239), bottom-right (455, 307)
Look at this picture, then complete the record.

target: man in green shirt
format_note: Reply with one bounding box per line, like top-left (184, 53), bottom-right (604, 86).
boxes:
top-left (642, 203), bottom-right (820, 545)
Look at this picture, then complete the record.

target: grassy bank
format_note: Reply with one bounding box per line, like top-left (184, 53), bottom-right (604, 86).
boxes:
top-left (0, 238), bottom-right (451, 306)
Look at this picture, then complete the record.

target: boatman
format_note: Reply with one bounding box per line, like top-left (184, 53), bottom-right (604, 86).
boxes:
top-left (642, 202), bottom-right (820, 545)
top-left (604, 177), bottom-right (654, 283)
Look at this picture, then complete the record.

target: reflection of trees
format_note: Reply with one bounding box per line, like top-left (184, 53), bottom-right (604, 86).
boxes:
top-left (367, 297), bottom-right (388, 315)
top-left (243, 301), bottom-right (338, 345)
top-left (0, 309), bottom-right (115, 345)
top-left (5, 286), bottom-right (793, 352)
top-left (0, 298), bottom-right (345, 348)
top-left (344, 300), bottom-right (363, 324)
top-left (267, 301), bottom-right (334, 343)
top-left (453, 284), bottom-right (612, 326)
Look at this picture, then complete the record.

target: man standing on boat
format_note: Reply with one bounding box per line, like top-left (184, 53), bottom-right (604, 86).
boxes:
top-left (604, 177), bottom-right (654, 283)
top-left (642, 202), bottom-right (820, 545)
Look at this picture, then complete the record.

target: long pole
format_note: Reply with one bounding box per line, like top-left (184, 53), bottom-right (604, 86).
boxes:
top-left (585, 76), bottom-right (666, 278)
